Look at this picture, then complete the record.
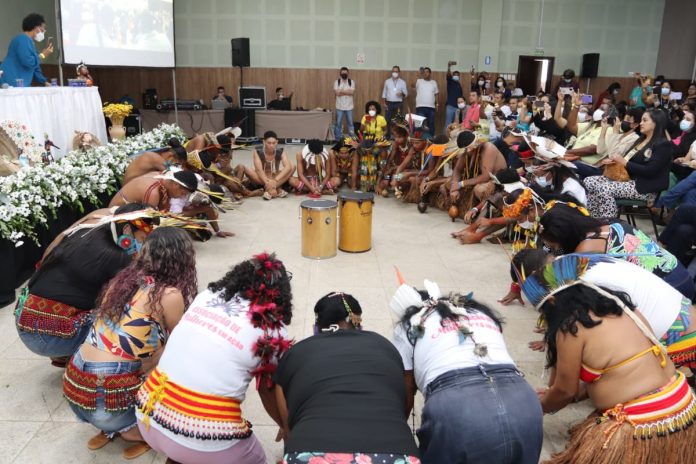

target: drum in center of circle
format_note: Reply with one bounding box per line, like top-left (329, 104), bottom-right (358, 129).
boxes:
top-left (300, 199), bottom-right (337, 259)
top-left (338, 191), bottom-right (374, 253)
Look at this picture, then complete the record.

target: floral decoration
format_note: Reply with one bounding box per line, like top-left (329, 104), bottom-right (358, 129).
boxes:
top-left (0, 120), bottom-right (46, 164)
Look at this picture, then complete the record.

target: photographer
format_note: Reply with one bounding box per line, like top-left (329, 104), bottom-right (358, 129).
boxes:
top-left (555, 90), bottom-right (605, 178)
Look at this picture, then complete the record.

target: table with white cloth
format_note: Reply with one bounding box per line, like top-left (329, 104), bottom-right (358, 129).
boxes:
top-left (0, 86), bottom-right (108, 158)
top-left (255, 110), bottom-right (333, 140)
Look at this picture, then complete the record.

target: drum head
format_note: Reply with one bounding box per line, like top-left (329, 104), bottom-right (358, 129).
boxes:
top-left (338, 191), bottom-right (375, 202)
top-left (301, 199), bottom-right (338, 209)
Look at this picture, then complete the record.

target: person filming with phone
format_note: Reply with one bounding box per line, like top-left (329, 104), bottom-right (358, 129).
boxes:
top-left (0, 13), bottom-right (54, 87)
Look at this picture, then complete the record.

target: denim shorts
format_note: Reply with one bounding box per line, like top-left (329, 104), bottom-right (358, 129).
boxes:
top-left (67, 349), bottom-right (142, 436)
top-left (418, 364), bottom-right (543, 464)
top-left (17, 317), bottom-right (92, 358)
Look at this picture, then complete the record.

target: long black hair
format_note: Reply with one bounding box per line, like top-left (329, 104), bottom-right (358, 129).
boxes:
top-left (314, 292), bottom-right (362, 329)
top-left (400, 291), bottom-right (504, 332)
top-left (541, 284), bottom-right (634, 368)
top-left (28, 203), bottom-right (151, 288)
top-left (539, 203), bottom-right (607, 252)
top-left (510, 248), bottom-right (551, 283)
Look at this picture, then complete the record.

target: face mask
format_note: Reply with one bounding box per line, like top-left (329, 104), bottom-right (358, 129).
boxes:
top-left (452, 75), bottom-right (460, 82)
top-left (536, 176), bottom-right (552, 189)
top-left (35, 31), bottom-right (45, 42)
top-left (478, 80), bottom-right (484, 86)
top-left (518, 220), bottom-right (534, 230)
top-left (620, 121), bottom-right (632, 133)
top-left (680, 120), bottom-right (694, 131)
top-left (497, 81), bottom-right (504, 87)
top-left (457, 102), bottom-right (466, 109)
top-left (661, 87), bottom-right (670, 96)
top-left (392, 72), bottom-right (399, 78)
top-left (612, 89), bottom-right (619, 95)
top-left (592, 109), bottom-right (604, 122)
top-left (278, 93), bottom-right (284, 99)
top-left (368, 110), bottom-right (376, 117)
top-left (341, 73), bottom-right (348, 79)
top-left (564, 78), bottom-right (572, 83)
top-left (577, 112), bottom-right (588, 122)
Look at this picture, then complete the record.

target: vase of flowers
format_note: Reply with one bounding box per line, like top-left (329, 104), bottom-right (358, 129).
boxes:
top-left (102, 103), bottom-right (133, 141)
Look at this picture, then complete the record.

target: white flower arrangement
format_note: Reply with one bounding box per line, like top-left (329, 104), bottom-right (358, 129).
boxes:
top-left (0, 120), bottom-right (46, 164)
top-left (0, 124), bottom-right (186, 244)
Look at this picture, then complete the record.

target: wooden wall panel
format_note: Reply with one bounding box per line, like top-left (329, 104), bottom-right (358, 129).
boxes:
top-left (40, 65), bottom-right (693, 136)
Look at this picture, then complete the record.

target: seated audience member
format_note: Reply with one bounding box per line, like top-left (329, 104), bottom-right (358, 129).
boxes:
top-left (655, 80), bottom-right (675, 110)
top-left (14, 204), bottom-right (154, 367)
top-left (656, 169), bottom-right (696, 209)
top-left (523, 256), bottom-right (696, 464)
top-left (471, 71), bottom-right (489, 95)
top-left (122, 138), bottom-right (187, 185)
top-left (594, 82), bottom-right (621, 111)
top-left (672, 110), bottom-right (696, 180)
top-left (596, 107), bottom-right (643, 162)
top-left (516, 250), bottom-right (696, 368)
top-left (659, 205), bottom-right (696, 269)
top-left (136, 253), bottom-right (293, 464)
top-left (289, 139), bottom-right (339, 196)
top-left (330, 139), bottom-right (359, 190)
top-left (446, 96), bottom-right (467, 136)
top-left (584, 109), bottom-right (672, 218)
top-left (531, 162), bottom-right (587, 205)
top-left (109, 170), bottom-right (197, 212)
top-left (64, 227), bottom-right (196, 459)
top-left (539, 202), bottom-right (693, 300)
top-left (359, 100), bottom-right (387, 139)
top-left (494, 75), bottom-right (511, 100)
top-left (392, 126), bottom-right (433, 200)
top-left (213, 85), bottom-right (233, 104)
top-left (554, 91), bottom-right (605, 178)
top-left (390, 280), bottom-right (542, 464)
top-left (461, 90), bottom-right (482, 131)
top-left (242, 131), bottom-right (295, 200)
top-left (274, 293), bottom-right (420, 464)
top-left (267, 87), bottom-right (293, 111)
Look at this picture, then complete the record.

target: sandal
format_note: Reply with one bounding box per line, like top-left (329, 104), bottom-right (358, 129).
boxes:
top-left (277, 189), bottom-right (288, 198)
top-left (87, 431), bottom-right (114, 450)
top-left (262, 191), bottom-right (272, 201)
top-left (123, 442), bottom-right (151, 460)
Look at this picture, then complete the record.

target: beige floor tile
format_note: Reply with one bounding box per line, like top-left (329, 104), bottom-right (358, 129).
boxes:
top-left (0, 421), bottom-right (43, 464)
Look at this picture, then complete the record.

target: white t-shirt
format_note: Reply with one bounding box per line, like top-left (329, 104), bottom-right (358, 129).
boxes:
top-left (562, 177), bottom-right (587, 205)
top-left (581, 259), bottom-right (684, 339)
top-left (415, 79), bottom-right (439, 108)
top-left (333, 78), bottom-right (355, 111)
top-left (392, 309), bottom-right (515, 392)
top-left (135, 289), bottom-right (288, 452)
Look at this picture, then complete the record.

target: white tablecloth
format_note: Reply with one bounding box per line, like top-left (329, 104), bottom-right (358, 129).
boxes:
top-left (0, 87), bottom-right (107, 158)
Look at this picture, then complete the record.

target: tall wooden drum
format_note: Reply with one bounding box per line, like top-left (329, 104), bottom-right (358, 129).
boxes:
top-left (338, 191), bottom-right (374, 253)
top-left (300, 199), bottom-right (337, 259)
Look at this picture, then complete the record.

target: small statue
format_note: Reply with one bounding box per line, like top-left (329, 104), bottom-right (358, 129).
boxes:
top-left (43, 133), bottom-right (58, 164)
top-left (76, 61), bottom-right (94, 86)
top-left (72, 131), bottom-right (101, 151)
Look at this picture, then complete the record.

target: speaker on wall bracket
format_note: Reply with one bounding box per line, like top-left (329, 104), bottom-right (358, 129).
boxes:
top-left (581, 53), bottom-right (599, 78)
top-left (231, 38), bottom-right (250, 67)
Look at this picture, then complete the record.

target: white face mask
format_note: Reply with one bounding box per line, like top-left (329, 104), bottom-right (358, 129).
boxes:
top-left (497, 81), bottom-right (504, 88)
top-left (368, 110), bottom-right (377, 117)
top-left (592, 109), bottom-right (604, 122)
top-left (518, 220), bottom-right (534, 230)
top-left (478, 80), bottom-right (484, 86)
top-left (536, 176), bottom-right (552, 189)
top-left (612, 89), bottom-right (619, 95)
top-left (457, 102), bottom-right (466, 109)
top-left (452, 75), bottom-right (460, 82)
top-left (278, 93), bottom-right (284, 99)
top-left (564, 78), bottom-right (572, 83)
top-left (661, 87), bottom-right (670, 96)
top-left (35, 31), bottom-right (45, 42)
top-left (680, 120), bottom-right (693, 131)
top-left (577, 111), bottom-right (588, 122)
top-left (392, 72), bottom-right (399, 79)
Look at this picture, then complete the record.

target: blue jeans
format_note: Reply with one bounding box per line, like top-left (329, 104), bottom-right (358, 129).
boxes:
top-left (385, 101), bottom-right (402, 137)
top-left (418, 364), bottom-right (543, 464)
top-left (67, 349), bottom-right (142, 436)
top-left (444, 104), bottom-right (457, 133)
top-left (335, 109), bottom-right (355, 140)
top-left (416, 106), bottom-right (436, 135)
top-left (572, 161), bottom-right (602, 179)
top-left (663, 263), bottom-right (695, 301)
top-left (16, 312), bottom-right (92, 358)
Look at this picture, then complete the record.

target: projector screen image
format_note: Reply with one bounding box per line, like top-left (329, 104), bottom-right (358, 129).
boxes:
top-left (60, 0), bottom-right (175, 68)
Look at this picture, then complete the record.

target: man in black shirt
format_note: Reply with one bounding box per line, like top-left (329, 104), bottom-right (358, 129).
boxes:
top-left (267, 86), bottom-right (293, 110)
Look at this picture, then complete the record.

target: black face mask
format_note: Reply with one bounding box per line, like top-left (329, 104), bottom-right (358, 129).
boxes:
top-left (620, 121), bottom-right (632, 133)
top-left (341, 74), bottom-right (348, 79)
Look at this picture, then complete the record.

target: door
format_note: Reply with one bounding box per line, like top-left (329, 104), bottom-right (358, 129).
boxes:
top-left (517, 56), bottom-right (555, 95)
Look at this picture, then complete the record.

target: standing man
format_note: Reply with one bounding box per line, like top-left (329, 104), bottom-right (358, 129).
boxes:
top-left (0, 13), bottom-right (54, 86)
top-left (382, 65), bottom-right (408, 136)
top-left (333, 66), bottom-right (356, 140)
top-left (414, 67), bottom-right (439, 134)
top-left (444, 61), bottom-right (463, 133)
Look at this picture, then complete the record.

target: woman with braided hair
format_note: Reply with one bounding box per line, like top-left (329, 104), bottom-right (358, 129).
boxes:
top-left (135, 252), bottom-right (293, 464)
top-left (275, 292), bottom-right (420, 464)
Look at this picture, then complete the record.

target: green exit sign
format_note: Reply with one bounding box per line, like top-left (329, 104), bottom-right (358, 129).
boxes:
top-left (534, 48), bottom-right (545, 57)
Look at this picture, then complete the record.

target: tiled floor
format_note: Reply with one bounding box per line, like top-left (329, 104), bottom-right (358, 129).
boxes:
top-left (0, 146), bottom-right (590, 463)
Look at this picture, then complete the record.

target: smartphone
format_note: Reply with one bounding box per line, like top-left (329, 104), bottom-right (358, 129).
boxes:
top-left (481, 95), bottom-right (492, 102)
top-left (533, 100), bottom-right (545, 109)
top-left (560, 87), bottom-right (573, 95)
top-left (581, 94), bottom-right (593, 104)
top-left (670, 92), bottom-right (683, 101)
top-left (48, 36), bottom-right (54, 46)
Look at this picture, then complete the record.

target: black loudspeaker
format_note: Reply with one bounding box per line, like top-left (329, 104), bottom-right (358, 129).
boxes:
top-left (142, 88), bottom-right (158, 109)
top-left (581, 53), bottom-right (599, 78)
top-left (231, 38), bottom-right (250, 67)
top-left (224, 108), bottom-right (256, 138)
top-left (124, 114), bottom-right (142, 137)
top-left (239, 86), bottom-right (266, 109)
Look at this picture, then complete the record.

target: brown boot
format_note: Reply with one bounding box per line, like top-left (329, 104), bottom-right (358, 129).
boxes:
top-left (123, 442), bottom-right (151, 460)
top-left (87, 431), bottom-right (113, 450)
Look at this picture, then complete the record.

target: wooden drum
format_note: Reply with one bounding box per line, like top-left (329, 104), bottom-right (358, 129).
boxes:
top-left (338, 191), bottom-right (374, 253)
top-left (300, 199), bottom-right (337, 259)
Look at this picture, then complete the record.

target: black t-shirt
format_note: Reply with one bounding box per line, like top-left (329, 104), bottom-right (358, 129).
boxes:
top-left (274, 330), bottom-right (419, 455)
top-left (268, 97), bottom-right (291, 111)
top-left (29, 232), bottom-right (132, 310)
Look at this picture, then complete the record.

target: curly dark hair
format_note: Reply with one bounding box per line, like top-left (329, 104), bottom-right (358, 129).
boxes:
top-left (97, 227), bottom-right (198, 322)
top-left (541, 284), bottom-right (633, 368)
top-left (208, 253), bottom-right (293, 325)
top-left (22, 13), bottom-right (45, 32)
top-left (365, 100), bottom-right (382, 115)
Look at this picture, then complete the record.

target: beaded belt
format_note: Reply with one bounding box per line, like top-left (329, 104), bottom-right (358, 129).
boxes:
top-left (63, 358), bottom-right (143, 412)
top-left (136, 368), bottom-right (252, 441)
top-left (15, 289), bottom-right (91, 339)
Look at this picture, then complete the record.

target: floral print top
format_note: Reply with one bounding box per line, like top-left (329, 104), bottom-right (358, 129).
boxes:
top-left (606, 221), bottom-right (678, 278)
